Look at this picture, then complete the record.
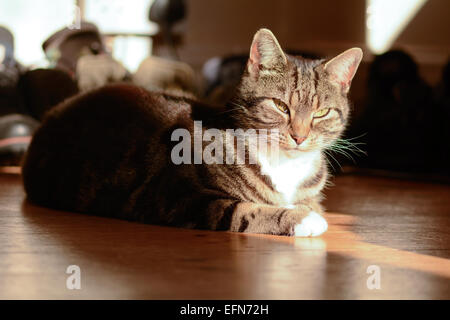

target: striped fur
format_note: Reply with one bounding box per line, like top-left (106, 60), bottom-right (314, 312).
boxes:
top-left (22, 29), bottom-right (362, 236)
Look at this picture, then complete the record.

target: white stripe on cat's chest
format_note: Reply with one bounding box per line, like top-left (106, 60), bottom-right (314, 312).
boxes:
top-left (258, 151), bottom-right (320, 205)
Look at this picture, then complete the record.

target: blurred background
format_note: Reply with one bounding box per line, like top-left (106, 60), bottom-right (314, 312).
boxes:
top-left (0, 0), bottom-right (449, 178)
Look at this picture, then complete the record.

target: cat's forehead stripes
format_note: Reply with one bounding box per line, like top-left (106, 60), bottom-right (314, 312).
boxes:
top-left (288, 66), bottom-right (298, 105)
top-left (288, 58), bottom-right (321, 112)
top-left (312, 95), bottom-right (319, 110)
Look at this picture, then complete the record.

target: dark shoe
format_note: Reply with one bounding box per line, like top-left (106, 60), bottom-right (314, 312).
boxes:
top-left (0, 114), bottom-right (39, 166)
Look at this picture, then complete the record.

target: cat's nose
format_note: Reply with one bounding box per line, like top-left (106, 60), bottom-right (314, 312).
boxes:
top-left (290, 134), bottom-right (307, 145)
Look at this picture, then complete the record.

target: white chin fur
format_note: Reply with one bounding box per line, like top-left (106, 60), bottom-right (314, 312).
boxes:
top-left (294, 211), bottom-right (328, 237)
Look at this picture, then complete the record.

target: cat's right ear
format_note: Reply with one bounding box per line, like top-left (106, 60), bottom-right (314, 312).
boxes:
top-left (324, 48), bottom-right (363, 93)
top-left (248, 29), bottom-right (287, 80)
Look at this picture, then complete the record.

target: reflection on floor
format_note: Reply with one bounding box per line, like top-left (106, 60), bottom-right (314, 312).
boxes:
top-left (0, 171), bottom-right (449, 299)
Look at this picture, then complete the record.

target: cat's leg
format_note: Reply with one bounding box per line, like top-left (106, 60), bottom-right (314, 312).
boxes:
top-left (205, 200), bottom-right (327, 237)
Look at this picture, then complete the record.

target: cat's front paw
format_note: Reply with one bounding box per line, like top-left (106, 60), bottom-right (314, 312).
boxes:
top-left (294, 211), bottom-right (328, 237)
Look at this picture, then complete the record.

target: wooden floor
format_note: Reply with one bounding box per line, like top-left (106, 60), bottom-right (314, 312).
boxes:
top-left (0, 171), bottom-right (449, 299)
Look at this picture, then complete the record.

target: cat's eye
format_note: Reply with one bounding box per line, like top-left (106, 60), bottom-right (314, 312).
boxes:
top-left (313, 108), bottom-right (330, 118)
top-left (274, 100), bottom-right (289, 114)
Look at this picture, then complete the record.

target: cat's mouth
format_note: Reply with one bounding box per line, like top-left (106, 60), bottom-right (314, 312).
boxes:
top-left (279, 140), bottom-right (316, 152)
top-left (281, 146), bottom-right (316, 154)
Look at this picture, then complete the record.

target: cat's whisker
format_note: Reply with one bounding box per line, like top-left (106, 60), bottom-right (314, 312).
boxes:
top-left (215, 106), bottom-right (247, 115)
top-left (331, 137), bottom-right (367, 156)
top-left (330, 148), bottom-right (356, 163)
top-left (343, 133), bottom-right (367, 141)
top-left (229, 101), bottom-right (247, 112)
top-left (338, 144), bottom-right (366, 156)
top-left (323, 150), bottom-right (337, 171)
top-left (324, 147), bottom-right (344, 169)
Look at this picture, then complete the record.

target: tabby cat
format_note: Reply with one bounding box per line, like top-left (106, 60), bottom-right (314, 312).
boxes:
top-left (22, 29), bottom-right (362, 236)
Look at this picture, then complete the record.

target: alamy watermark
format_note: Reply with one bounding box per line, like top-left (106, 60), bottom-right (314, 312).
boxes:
top-left (170, 121), bottom-right (280, 165)
top-left (366, 265), bottom-right (381, 290)
top-left (66, 265), bottom-right (81, 290)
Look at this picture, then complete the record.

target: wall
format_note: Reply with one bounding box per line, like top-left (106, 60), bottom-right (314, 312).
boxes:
top-left (179, 0), bottom-right (449, 85)
top-left (179, 0), bottom-right (366, 68)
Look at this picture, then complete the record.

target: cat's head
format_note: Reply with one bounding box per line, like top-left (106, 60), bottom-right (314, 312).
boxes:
top-left (231, 28), bottom-right (362, 157)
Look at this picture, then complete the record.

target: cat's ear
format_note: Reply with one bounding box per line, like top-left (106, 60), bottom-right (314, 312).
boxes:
top-left (248, 28), bottom-right (287, 79)
top-left (324, 48), bottom-right (363, 93)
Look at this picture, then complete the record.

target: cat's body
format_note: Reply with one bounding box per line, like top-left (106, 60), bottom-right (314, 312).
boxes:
top-left (22, 29), bottom-right (362, 236)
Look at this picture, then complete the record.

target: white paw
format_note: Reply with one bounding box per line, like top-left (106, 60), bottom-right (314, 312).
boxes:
top-left (294, 211), bottom-right (328, 237)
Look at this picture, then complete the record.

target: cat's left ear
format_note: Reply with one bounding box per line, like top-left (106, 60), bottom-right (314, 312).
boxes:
top-left (248, 28), bottom-right (287, 80)
top-left (324, 48), bottom-right (363, 93)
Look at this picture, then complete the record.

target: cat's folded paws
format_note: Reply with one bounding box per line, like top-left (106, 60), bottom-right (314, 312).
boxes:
top-left (294, 211), bottom-right (328, 237)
